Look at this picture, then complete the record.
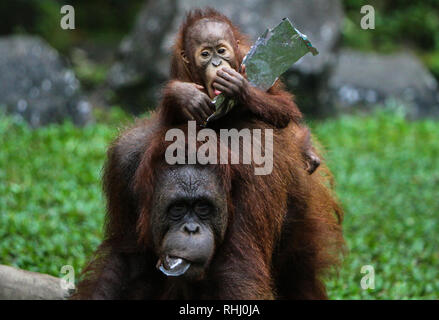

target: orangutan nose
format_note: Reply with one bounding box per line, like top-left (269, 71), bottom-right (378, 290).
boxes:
top-left (183, 222), bottom-right (201, 235)
top-left (212, 58), bottom-right (222, 67)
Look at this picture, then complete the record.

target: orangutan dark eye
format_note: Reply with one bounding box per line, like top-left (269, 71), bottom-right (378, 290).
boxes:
top-left (194, 201), bottom-right (211, 219)
top-left (169, 203), bottom-right (187, 220)
top-left (201, 51), bottom-right (210, 57)
top-left (217, 48), bottom-right (226, 54)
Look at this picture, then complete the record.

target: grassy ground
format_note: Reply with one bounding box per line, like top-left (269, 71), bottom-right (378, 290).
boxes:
top-left (0, 109), bottom-right (438, 299)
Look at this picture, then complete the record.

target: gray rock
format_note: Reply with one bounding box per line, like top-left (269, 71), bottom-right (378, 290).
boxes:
top-left (0, 36), bottom-right (93, 127)
top-left (107, 0), bottom-right (344, 114)
top-left (0, 265), bottom-right (71, 300)
top-left (329, 50), bottom-right (439, 119)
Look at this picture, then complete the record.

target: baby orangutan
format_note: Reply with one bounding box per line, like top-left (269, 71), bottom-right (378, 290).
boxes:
top-left (159, 8), bottom-right (320, 174)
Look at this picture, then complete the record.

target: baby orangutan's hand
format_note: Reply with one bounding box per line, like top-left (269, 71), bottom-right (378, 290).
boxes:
top-left (213, 66), bottom-right (249, 101)
top-left (176, 82), bottom-right (215, 123)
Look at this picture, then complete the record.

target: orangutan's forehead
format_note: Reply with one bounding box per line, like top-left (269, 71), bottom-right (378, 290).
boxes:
top-left (187, 19), bottom-right (235, 46)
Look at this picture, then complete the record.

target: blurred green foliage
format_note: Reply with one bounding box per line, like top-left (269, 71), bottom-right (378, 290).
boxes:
top-left (70, 49), bottom-right (109, 89)
top-left (0, 109), bottom-right (438, 298)
top-left (0, 108), bottom-right (133, 276)
top-left (0, 0), bottom-right (438, 77)
top-left (343, 0), bottom-right (439, 50)
top-left (343, 0), bottom-right (439, 78)
top-left (0, 0), bottom-right (144, 52)
top-left (312, 110), bottom-right (439, 299)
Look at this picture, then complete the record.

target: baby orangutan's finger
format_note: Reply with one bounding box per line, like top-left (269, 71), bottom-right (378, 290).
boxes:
top-left (222, 67), bottom-right (244, 81)
top-left (213, 75), bottom-right (232, 88)
top-left (217, 70), bottom-right (242, 87)
top-left (182, 108), bottom-right (195, 122)
top-left (203, 95), bottom-right (216, 112)
top-left (213, 82), bottom-right (233, 96)
top-left (241, 64), bottom-right (247, 78)
top-left (200, 99), bottom-right (213, 118)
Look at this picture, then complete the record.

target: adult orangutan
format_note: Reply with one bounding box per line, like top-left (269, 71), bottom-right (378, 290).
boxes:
top-left (159, 8), bottom-right (320, 173)
top-left (72, 117), bottom-right (344, 299)
top-left (72, 9), bottom-right (344, 300)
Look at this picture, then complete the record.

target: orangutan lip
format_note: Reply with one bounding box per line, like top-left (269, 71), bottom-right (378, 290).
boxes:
top-left (212, 84), bottom-right (222, 96)
top-left (157, 255), bottom-right (191, 277)
top-left (168, 255), bottom-right (188, 263)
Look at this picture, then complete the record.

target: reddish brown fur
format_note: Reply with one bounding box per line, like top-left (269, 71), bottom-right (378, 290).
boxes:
top-left (159, 8), bottom-right (303, 129)
top-left (170, 8), bottom-right (249, 84)
top-left (159, 8), bottom-right (320, 173)
top-left (73, 116), bottom-right (344, 299)
top-left (73, 8), bottom-right (344, 300)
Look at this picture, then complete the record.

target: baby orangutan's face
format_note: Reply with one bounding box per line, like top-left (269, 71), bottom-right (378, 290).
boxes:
top-left (184, 20), bottom-right (238, 99)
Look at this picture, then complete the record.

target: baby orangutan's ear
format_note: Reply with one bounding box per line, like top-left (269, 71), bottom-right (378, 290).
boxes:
top-left (180, 50), bottom-right (190, 64)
